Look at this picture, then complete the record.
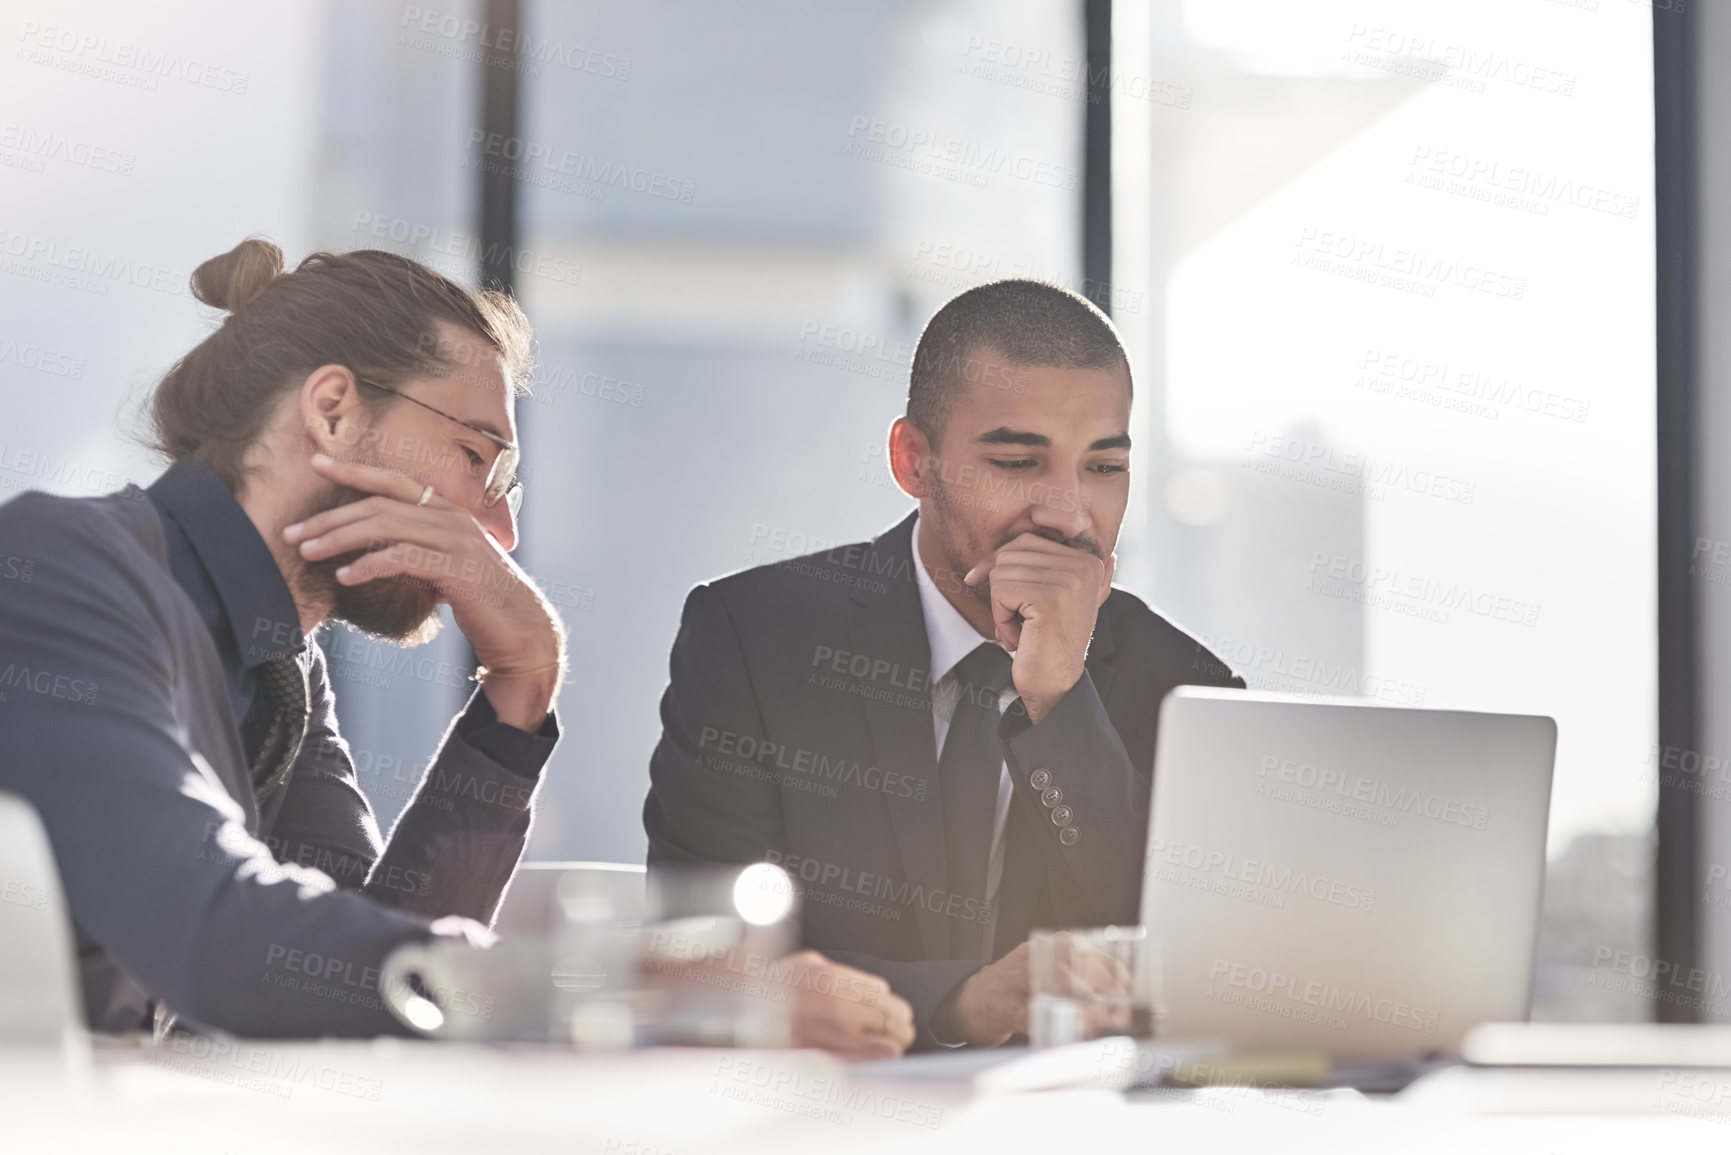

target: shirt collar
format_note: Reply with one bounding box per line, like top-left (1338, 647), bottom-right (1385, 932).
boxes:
top-left (910, 514), bottom-right (999, 684)
top-left (146, 458), bottom-right (305, 668)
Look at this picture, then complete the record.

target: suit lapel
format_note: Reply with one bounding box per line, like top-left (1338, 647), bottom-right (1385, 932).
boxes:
top-left (847, 515), bottom-right (953, 959)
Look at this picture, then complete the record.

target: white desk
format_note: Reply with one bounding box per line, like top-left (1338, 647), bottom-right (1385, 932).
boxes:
top-left (0, 1042), bottom-right (1724, 1153)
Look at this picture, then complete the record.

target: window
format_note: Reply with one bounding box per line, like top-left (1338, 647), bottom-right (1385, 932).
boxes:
top-left (1115, 0), bottom-right (1655, 1018)
top-left (512, 0), bottom-right (1085, 864)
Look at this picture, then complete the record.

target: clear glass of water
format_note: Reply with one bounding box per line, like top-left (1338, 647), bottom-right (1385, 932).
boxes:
top-left (1028, 925), bottom-right (1153, 1048)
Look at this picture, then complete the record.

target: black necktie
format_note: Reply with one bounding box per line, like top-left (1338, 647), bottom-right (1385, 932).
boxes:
top-left (938, 642), bottom-right (1014, 961)
top-left (242, 652), bottom-right (309, 801)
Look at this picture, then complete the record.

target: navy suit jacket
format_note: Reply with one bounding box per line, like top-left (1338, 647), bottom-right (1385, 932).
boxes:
top-left (0, 469), bottom-right (557, 1037)
top-left (644, 513), bottom-right (1243, 1045)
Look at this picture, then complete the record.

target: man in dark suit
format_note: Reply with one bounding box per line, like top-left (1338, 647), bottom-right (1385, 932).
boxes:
top-left (0, 240), bottom-right (567, 1038)
top-left (645, 280), bottom-right (1244, 1054)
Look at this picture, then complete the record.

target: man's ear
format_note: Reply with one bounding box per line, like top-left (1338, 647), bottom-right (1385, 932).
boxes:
top-left (887, 417), bottom-right (935, 500)
top-left (300, 364), bottom-right (372, 457)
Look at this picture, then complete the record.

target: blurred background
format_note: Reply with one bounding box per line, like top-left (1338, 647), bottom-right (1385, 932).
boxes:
top-left (0, 0), bottom-right (1659, 1019)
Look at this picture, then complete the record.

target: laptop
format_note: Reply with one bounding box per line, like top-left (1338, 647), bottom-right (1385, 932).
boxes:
top-left (1140, 687), bottom-right (1556, 1064)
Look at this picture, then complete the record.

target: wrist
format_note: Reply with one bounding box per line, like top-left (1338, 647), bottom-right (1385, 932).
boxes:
top-left (1018, 669), bottom-right (1083, 726)
top-left (931, 986), bottom-right (966, 1046)
top-left (472, 635), bottom-right (562, 673)
top-left (480, 673), bottom-right (559, 732)
top-left (472, 613), bottom-right (565, 676)
top-left (941, 970), bottom-right (1013, 1048)
top-left (472, 616), bottom-right (565, 731)
top-left (473, 655), bottom-right (563, 682)
top-left (468, 590), bottom-right (566, 672)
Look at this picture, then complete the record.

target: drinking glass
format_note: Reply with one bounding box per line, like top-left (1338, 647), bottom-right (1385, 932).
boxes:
top-left (1028, 925), bottom-right (1154, 1048)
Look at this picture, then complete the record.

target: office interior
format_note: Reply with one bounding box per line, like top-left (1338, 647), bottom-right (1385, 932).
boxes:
top-left (1, 0), bottom-right (1726, 1148)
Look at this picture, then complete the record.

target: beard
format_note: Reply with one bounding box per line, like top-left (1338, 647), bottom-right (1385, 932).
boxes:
top-left (292, 482), bottom-right (443, 646)
top-left (927, 475), bottom-right (1105, 609)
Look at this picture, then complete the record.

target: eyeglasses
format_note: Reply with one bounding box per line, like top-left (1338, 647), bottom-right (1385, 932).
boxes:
top-left (354, 376), bottom-right (523, 517)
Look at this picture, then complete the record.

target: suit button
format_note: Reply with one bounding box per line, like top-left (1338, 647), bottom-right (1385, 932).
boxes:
top-left (1059, 825), bottom-right (1081, 846)
top-left (1029, 768), bottom-right (1052, 790)
top-left (1040, 787), bottom-right (1063, 808)
top-left (1050, 805), bottom-right (1073, 826)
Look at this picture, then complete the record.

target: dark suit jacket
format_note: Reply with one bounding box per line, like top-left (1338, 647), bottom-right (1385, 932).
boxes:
top-left (0, 478), bottom-right (556, 1037)
top-left (644, 513), bottom-right (1243, 1044)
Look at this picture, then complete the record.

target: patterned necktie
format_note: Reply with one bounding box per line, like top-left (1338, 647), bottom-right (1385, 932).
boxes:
top-left (937, 642), bottom-right (1015, 961)
top-left (242, 651), bottom-right (309, 801)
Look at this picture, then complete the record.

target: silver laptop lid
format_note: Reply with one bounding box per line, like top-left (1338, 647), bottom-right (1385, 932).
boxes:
top-left (1141, 687), bottom-right (1556, 1062)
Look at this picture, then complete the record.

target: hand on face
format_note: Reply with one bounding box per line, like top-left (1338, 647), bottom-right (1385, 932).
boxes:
top-left (962, 533), bottom-right (1115, 725)
top-left (285, 453), bottom-right (565, 727)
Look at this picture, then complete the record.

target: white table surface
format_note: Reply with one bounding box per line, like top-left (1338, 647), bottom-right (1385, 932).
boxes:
top-left (1, 1040), bottom-right (1727, 1153)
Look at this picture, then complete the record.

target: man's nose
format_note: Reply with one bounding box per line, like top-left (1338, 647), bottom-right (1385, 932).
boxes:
top-left (1027, 479), bottom-right (1090, 540)
top-left (476, 495), bottom-right (518, 552)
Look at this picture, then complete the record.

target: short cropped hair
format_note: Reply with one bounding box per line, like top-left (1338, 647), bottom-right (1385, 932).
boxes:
top-left (906, 279), bottom-right (1131, 441)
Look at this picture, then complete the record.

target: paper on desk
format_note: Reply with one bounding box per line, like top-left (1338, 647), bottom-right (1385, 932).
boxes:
top-left (854, 1036), bottom-right (1226, 1095)
top-left (1464, 1022), bottom-right (1731, 1068)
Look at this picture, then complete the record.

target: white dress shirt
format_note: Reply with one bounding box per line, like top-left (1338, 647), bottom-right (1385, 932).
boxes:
top-left (910, 516), bottom-right (1018, 961)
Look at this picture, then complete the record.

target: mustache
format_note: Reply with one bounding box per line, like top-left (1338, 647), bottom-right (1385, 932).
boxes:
top-left (998, 525), bottom-right (1105, 561)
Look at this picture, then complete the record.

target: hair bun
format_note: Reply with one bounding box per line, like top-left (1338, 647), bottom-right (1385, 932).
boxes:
top-left (190, 237), bottom-right (284, 312)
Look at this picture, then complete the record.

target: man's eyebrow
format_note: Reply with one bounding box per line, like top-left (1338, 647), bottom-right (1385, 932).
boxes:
top-left (444, 412), bottom-right (509, 442)
top-left (974, 428), bottom-right (1133, 451)
top-left (977, 427), bottom-right (1051, 447)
